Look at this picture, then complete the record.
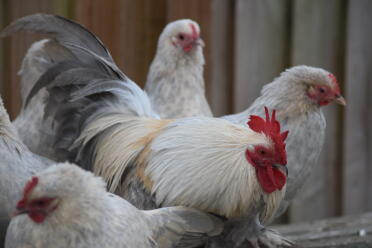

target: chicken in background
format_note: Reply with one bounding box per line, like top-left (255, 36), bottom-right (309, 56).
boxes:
top-left (0, 95), bottom-right (52, 247)
top-left (5, 163), bottom-right (223, 248)
top-left (145, 19), bottom-right (212, 118)
top-left (2, 14), bottom-right (292, 247)
top-left (222, 65), bottom-right (346, 216)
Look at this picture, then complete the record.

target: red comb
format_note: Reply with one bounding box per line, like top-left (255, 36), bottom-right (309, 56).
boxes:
top-left (328, 73), bottom-right (340, 92)
top-left (17, 177), bottom-right (38, 209)
top-left (248, 107), bottom-right (289, 164)
top-left (189, 23), bottom-right (198, 39)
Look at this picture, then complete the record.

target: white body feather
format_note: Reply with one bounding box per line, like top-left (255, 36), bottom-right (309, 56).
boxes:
top-left (145, 19), bottom-right (212, 118)
top-left (78, 115), bottom-right (285, 222)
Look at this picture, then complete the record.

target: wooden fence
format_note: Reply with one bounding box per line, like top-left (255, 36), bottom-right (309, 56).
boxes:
top-left (0, 0), bottom-right (371, 224)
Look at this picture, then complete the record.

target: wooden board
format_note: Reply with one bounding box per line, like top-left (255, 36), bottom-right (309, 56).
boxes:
top-left (342, 0), bottom-right (372, 215)
top-left (75, 0), bottom-right (167, 88)
top-left (0, 0), bottom-right (4, 96)
top-left (275, 212), bottom-right (372, 247)
top-left (233, 0), bottom-right (290, 112)
top-left (209, 0), bottom-right (234, 116)
top-left (288, 0), bottom-right (345, 223)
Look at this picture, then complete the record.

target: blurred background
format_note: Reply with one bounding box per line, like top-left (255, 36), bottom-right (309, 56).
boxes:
top-left (0, 0), bottom-right (371, 224)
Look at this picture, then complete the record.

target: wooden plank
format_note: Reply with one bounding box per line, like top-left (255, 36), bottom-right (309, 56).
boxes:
top-left (209, 0), bottom-right (234, 116)
top-left (288, 0), bottom-right (345, 223)
top-left (74, 0), bottom-right (166, 88)
top-left (274, 212), bottom-right (372, 247)
top-left (166, 0), bottom-right (213, 102)
top-left (2, 0), bottom-right (56, 119)
top-left (0, 0), bottom-right (4, 96)
top-left (342, 0), bottom-right (372, 215)
top-left (233, 0), bottom-right (290, 113)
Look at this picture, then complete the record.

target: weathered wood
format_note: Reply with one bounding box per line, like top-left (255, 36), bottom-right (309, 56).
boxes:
top-left (342, 0), bottom-right (372, 215)
top-left (209, 0), bottom-right (234, 116)
top-left (0, 0), bottom-right (4, 97)
top-left (233, 0), bottom-right (290, 112)
top-left (166, 0), bottom-right (213, 102)
top-left (288, 0), bottom-right (345, 223)
top-left (275, 212), bottom-right (372, 247)
top-left (75, 0), bottom-right (166, 88)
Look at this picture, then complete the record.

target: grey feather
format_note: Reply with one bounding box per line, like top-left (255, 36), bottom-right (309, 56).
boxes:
top-left (12, 39), bottom-right (76, 159)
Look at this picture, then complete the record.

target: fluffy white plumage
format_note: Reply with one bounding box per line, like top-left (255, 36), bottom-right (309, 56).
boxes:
top-left (145, 19), bottom-right (212, 118)
top-left (5, 163), bottom-right (222, 248)
top-left (77, 114), bottom-right (285, 224)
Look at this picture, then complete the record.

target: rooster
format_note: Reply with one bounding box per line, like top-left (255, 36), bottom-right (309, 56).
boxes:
top-left (145, 19), bottom-right (212, 118)
top-left (2, 14), bottom-right (292, 247)
top-left (6, 163), bottom-right (223, 248)
top-left (222, 65), bottom-right (346, 216)
top-left (0, 95), bottom-right (51, 246)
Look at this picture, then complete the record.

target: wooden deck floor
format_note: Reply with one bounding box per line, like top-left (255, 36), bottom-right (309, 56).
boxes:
top-left (274, 212), bottom-right (372, 247)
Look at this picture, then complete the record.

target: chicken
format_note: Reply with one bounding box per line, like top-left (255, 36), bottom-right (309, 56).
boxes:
top-left (5, 163), bottom-right (223, 248)
top-left (145, 19), bottom-right (212, 118)
top-left (222, 65), bottom-right (346, 216)
top-left (0, 95), bottom-right (51, 246)
top-left (2, 14), bottom-right (292, 247)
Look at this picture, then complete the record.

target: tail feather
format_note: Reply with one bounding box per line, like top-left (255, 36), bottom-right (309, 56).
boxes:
top-left (72, 115), bottom-right (165, 191)
top-left (1, 14), bottom-right (112, 63)
top-left (25, 49), bottom-right (158, 169)
top-left (1, 14), bottom-right (125, 81)
top-left (145, 206), bottom-right (223, 248)
top-left (18, 39), bottom-right (75, 106)
top-left (2, 14), bottom-right (161, 182)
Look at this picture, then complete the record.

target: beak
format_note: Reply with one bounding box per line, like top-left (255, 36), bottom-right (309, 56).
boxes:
top-left (334, 95), bottom-right (346, 106)
top-left (272, 164), bottom-right (288, 176)
top-left (195, 37), bottom-right (205, 47)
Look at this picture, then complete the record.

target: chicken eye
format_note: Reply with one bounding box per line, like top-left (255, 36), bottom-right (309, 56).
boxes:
top-left (318, 87), bottom-right (326, 93)
top-left (35, 200), bottom-right (46, 206)
top-left (178, 34), bottom-right (185, 40)
top-left (259, 149), bottom-right (266, 155)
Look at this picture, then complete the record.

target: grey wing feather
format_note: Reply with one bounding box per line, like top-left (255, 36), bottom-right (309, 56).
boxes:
top-left (145, 207), bottom-right (223, 248)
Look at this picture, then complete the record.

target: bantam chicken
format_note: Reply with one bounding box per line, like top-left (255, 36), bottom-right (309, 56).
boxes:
top-left (145, 19), bottom-right (212, 118)
top-left (0, 95), bottom-right (51, 246)
top-left (5, 163), bottom-right (223, 248)
top-left (223, 65), bottom-right (346, 216)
